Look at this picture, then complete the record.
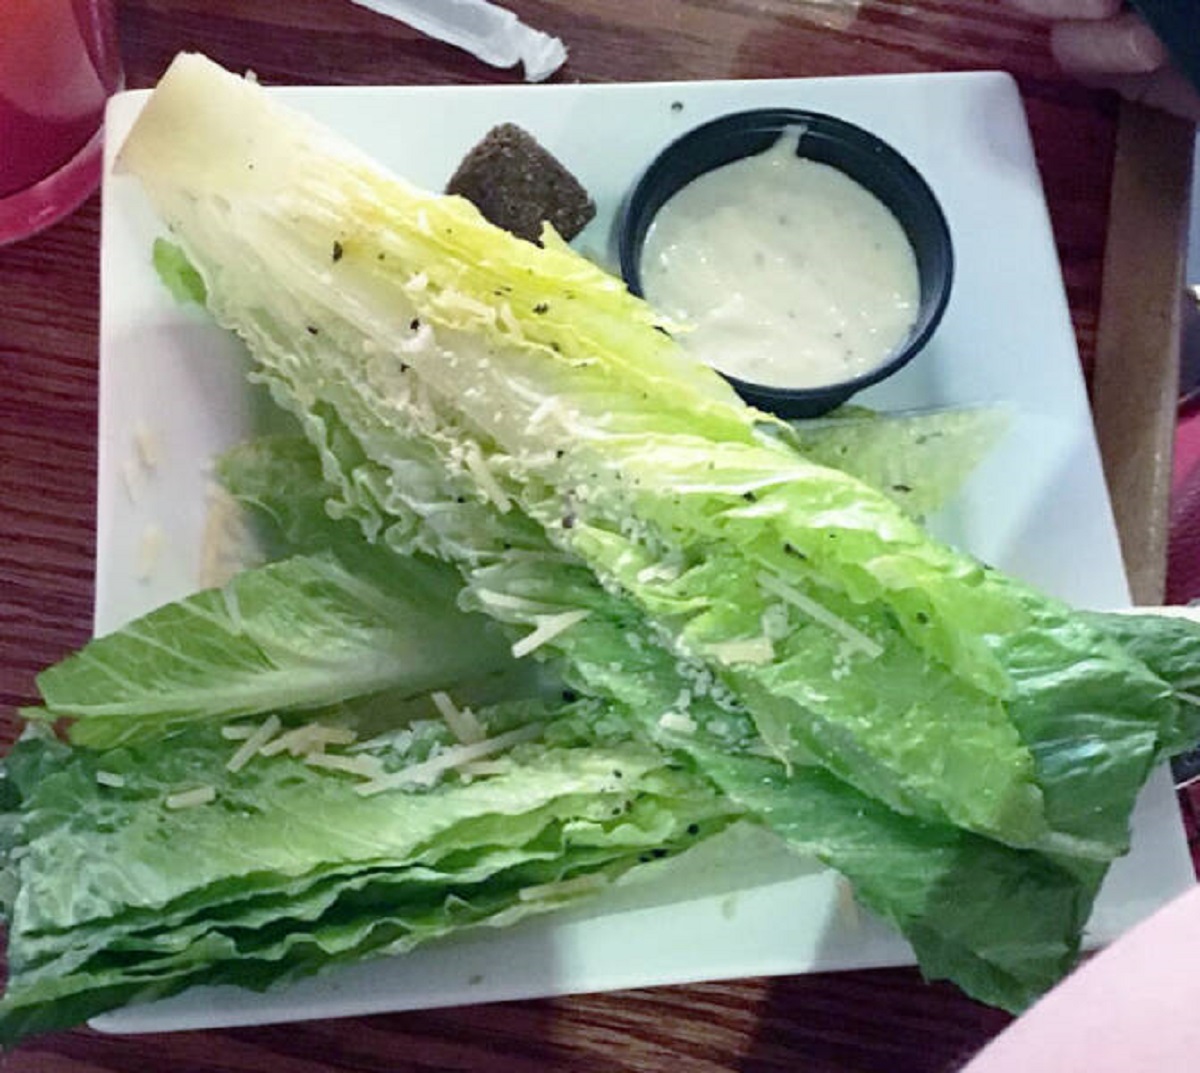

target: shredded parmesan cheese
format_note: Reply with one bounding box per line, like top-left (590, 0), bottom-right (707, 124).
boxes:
top-left (526, 395), bottom-right (560, 430)
top-left (259, 723), bottom-right (357, 758)
top-left (757, 572), bottom-right (883, 658)
top-left (357, 722), bottom-right (544, 797)
top-left (705, 635), bottom-right (775, 666)
top-left (348, 727), bottom-right (414, 754)
top-left (511, 609), bottom-right (592, 659)
top-left (304, 753), bottom-right (387, 780)
top-left (463, 446), bottom-right (512, 513)
top-left (431, 691), bottom-right (485, 744)
top-left (658, 712), bottom-right (697, 735)
top-left (635, 561), bottom-right (683, 585)
top-left (475, 591), bottom-right (545, 611)
top-left (221, 723), bottom-right (256, 741)
top-left (165, 785), bottom-right (216, 810)
top-left (457, 760), bottom-right (510, 778)
top-left (96, 771), bottom-right (126, 788)
top-left (518, 873), bottom-right (607, 902)
top-left (497, 302), bottom-right (524, 339)
top-left (226, 714), bottom-right (281, 772)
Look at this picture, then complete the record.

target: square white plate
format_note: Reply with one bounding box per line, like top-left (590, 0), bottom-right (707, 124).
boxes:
top-left (93, 73), bottom-right (1193, 1033)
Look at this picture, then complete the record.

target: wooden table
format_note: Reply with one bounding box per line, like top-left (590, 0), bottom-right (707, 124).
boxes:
top-left (0, 2), bottom-right (1193, 1069)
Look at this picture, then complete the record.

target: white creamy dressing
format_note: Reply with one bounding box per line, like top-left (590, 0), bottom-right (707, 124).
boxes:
top-left (640, 129), bottom-right (920, 389)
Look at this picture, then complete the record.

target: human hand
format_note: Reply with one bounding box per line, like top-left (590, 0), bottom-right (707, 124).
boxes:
top-left (1006, 0), bottom-right (1200, 122)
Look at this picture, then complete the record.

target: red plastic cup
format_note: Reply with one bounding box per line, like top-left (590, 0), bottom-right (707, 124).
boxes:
top-left (0, 0), bottom-right (123, 245)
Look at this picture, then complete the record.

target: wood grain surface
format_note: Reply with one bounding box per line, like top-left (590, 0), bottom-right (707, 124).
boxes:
top-left (0, 1), bottom-right (1188, 1069)
top-left (1091, 101), bottom-right (1195, 604)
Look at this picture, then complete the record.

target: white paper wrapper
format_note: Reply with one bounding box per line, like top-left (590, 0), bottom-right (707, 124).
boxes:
top-left (349, 0), bottom-right (567, 82)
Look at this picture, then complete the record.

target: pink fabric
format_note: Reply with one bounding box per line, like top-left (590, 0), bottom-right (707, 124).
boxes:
top-left (1166, 409), bottom-right (1200, 603)
top-left (961, 884), bottom-right (1200, 1072)
top-left (1174, 407), bottom-right (1200, 487)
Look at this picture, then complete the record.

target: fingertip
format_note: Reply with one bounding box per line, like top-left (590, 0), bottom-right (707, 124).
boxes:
top-left (1006, 0), bottom-right (1121, 18)
top-left (1051, 15), bottom-right (1169, 75)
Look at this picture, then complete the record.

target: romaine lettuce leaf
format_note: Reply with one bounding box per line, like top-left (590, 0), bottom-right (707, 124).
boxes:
top-left (785, 405), bottom-right (1011, 518)
top-left (215, 434), bottom-right (359, 557)
top-left (119, 54), bottom-right (1175, 855)
top-left (120, 57), bottom-right (1040, 846)
top-left (1083, 609), bottom-right (1200, 758)
top-left (0, 711), bottom-right (737, 1043)
top-left (151, 237), bottom-right (207, 306)
top-left (28, 545), bottom-right (514, 748)
top-left (95, 52), bottom-right (1198, 1020)
top-left (683, 743), bottom-right (1101, 1013)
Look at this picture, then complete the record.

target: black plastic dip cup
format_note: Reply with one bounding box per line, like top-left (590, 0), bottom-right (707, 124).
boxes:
top-left (618, 109), bottom-right (955, 418)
